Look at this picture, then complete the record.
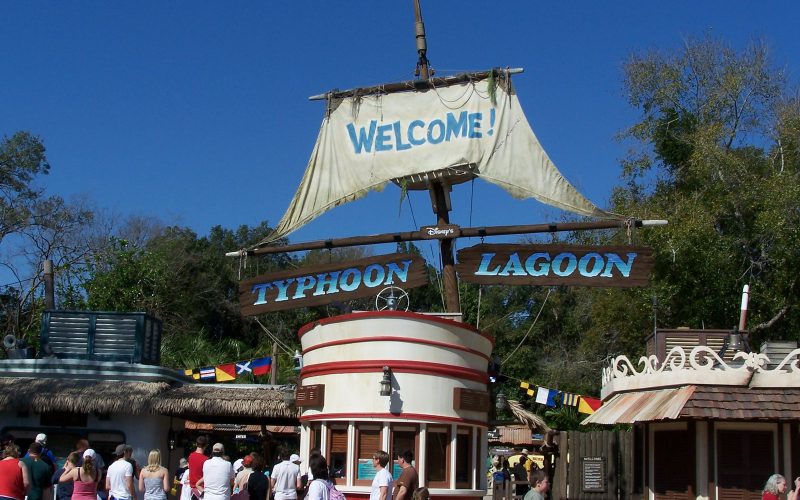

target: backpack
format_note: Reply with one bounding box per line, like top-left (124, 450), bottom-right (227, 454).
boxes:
top-left (319, 480), bottom-right (346, 500)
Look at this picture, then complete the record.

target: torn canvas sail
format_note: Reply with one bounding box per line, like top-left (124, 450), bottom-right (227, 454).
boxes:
top-left (261, 71), bottom-right (617, 245)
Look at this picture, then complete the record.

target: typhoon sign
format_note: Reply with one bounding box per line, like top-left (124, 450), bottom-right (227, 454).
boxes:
top-left (239, 253), bottom-right (428, 315)
top-left (456, 244), bottom-right (653, 287)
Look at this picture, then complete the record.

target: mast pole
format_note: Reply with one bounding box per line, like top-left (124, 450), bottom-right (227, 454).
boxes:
top-left (413, 0), bottom-right (460, 313)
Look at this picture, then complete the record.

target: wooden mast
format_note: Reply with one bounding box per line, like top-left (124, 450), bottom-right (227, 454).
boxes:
top-left (413, 0), bottom-right (460, 313)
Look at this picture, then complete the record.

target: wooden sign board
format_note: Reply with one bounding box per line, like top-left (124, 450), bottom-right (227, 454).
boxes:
top-left (296, 384), bottom-right (325, 408)
top-left (582, 457), bottom-right (606, 492)
top-left (453, 387), bottom-right (490, 412)
top-left (239, 253), bottom-right (428, 315)
top-left (419, 224), bottom-right (460, 239)
top-left (456, 244), bottom-right (653, 287)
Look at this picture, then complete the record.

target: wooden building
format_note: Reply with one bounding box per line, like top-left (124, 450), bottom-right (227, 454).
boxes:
top-left (0, 310), bottom-right (298, 470)
top-left (582, 329), bottom-right (800, 500)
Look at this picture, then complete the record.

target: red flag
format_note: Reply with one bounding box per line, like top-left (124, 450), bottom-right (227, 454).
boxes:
top-left (252, 357), bottom-right (272, 376)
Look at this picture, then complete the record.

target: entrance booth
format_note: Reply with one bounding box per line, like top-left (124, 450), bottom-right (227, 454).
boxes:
top-left (294, 310), bottom-right (493, 500)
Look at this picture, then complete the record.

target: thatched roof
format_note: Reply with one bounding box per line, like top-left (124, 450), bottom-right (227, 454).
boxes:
top-left (151, 385), bottom-right (299, 422)
top-left (507, 399), bottom-right (551, 434)
top-left (0, 378), bottom-right (170, 415)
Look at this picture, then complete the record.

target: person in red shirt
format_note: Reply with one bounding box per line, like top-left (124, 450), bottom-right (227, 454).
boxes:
top-left (188, 436), bottom-right (209, 500)
top-left (0, 443), bottom-right (30, 500)
top-left (761, 474), bottom-right (798, 500)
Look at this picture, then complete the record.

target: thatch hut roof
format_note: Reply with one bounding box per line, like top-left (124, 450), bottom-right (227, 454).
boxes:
top-left (0, 378), bottom-right (170, 415)
top-left (151, 384), bottom-right (299, 423)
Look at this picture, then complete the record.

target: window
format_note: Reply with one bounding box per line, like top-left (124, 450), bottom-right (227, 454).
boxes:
top-left (455, 427), bottom-right (473, 488)
top-left (309, 424), bottom-right (322, 455)
top-left (653, 429), bottom-right (694, 500)
top-left (327, 426), bottom-right (348, 480)
top-left (40, 411), bottom-right (88, 427)
top-left (354, 425), bottom-right (382, 485)
top-left (390, 425), bottom-right (418, 479)
top-left (425, 426), bottom-right (450, 488)
top-left (717, 430), bottom-right (774, 498)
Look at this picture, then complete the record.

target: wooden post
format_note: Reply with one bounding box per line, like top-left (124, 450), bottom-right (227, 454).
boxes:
top-left (430, 182), bottom-right (460, 312)
top-left (43, 260), bottom-right (55, 310)
top-left (270, 342), bottom-right (278, 385)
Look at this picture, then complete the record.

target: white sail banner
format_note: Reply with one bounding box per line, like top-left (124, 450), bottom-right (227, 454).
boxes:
top-left (265, 77), bottom-right (616, 244)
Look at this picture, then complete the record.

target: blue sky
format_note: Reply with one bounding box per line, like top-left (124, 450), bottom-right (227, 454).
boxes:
top-left (3, 1), bottom-right (799, 273)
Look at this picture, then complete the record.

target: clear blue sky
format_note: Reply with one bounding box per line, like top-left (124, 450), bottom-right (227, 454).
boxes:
top-left (3, 1), bottom-right (799, 269)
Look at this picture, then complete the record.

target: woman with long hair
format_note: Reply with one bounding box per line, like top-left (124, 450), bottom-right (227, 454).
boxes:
top-left (305, 455), bottom-right (331, 500)
top-left (139, 450), bottom-right (170, 500)
top-left (60, 449), bottom-right (100, 500)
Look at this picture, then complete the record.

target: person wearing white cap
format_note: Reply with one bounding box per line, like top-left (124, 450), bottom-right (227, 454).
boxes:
top-left (270, 449), bottom-right (301, 500)
top-left (196, 443), bottom-right (234, 500)
top-left (59, 449), bottom-right (100, 500)
top-left (24, 433), bottom-right (56, 472)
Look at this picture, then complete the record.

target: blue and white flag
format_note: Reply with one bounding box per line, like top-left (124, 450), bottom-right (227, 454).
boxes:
top-left (199, 367), bottom-right (216, 380)
top-left (236, 360), bottom-right (252, 375)
top-left (536, 387), bottom-right (560, 407)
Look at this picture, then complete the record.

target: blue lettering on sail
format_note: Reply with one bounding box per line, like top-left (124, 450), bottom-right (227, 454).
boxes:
top-left (345, 110), bottom-right (496, 154)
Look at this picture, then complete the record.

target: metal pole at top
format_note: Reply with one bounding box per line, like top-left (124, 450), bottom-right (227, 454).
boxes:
top-left (413, 0), bottom-right (431, 79)
top-left (412, 1), bottom-right (459, 312)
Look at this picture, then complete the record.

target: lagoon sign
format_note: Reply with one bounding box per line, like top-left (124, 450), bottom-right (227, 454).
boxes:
top-left (239, 253), bottom-right (428, 315)
top-left (456, 244), bottom-right (653, 287)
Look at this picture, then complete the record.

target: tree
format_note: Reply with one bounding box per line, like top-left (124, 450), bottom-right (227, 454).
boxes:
top-left (613, 36), bottom-right (800, 343)
top-left (0, 132), bottom-right (94, 342)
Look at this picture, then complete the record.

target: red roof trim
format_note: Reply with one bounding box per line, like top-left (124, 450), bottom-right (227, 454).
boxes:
top-left (300, 360), bottom-right (488, 384)
top-left (297, 310), bottom-right (494, 347)
top-left (302, 336), bottom-right (491, 361)
top-left (300, 411), bottom-right (488, 427)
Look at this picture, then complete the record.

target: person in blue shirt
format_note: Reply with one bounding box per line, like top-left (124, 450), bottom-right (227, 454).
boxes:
top-left (24, 434), bottom-right (57, 473)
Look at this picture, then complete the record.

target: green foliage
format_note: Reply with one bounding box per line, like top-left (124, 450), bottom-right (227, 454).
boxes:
top-left (615, 35), bottom-right (800, 344)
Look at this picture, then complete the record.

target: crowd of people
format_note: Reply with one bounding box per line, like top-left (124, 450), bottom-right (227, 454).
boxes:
top-left (0, 433), bottom-right (428, 500)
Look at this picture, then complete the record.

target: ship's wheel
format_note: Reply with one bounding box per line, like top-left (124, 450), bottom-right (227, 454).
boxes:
top-left (375, 286), bottom-right (410, 312)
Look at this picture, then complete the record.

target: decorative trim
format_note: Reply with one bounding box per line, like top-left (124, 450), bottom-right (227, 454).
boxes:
top-left (301, 336), bottom-right (491, 361)
top-left (601, 347), bottom-right (800, 398)
top-left (297, 310), bottom-right (494, 347)
top-left (300, 360), bottom-right (488, 383)
top-left (299, 411), bottom-right (488, 428)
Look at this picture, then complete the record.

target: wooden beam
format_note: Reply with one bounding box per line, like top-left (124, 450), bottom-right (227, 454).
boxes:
top-left (226, 220), bottom-right (667, 257)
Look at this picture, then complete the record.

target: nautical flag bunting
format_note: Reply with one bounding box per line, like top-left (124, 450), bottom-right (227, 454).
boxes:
top-left (519, 381), bottom-right (535, 397)
top-left (535, 387), bottom-right (560, 407)
top-left (578, 396), bottom-right (603, 414)
top-left (184, 368), bottom-right (200, 380)
top-left (560, 392), bottom-right (580, 406)
top-left (199, 367), bottom-right (216, 381)
top-left (215, 363), bottom-right (236, 382)
top-left (236, 360), bottom-right (252, 375)
top-left (252, 357), bottom-right (272, 376)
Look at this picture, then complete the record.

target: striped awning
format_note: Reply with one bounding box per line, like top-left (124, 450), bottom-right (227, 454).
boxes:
top-left (581, 386), bottom-right (696, 425)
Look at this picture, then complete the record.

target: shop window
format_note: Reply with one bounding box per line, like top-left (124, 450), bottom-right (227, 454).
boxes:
top-left (425, 426), bottom-right (450, 488)
top-left (390, 425), bottom-right (418, 479)
top-left (309, 424), bottom-right (322, 454)
top-left (327, 426), bottom-right (348, 480)
top-left (455, 427), bottom-right (473, 488)
top-left (354, 425), bottom-right (382, 485)
top-left (717, 429), bottom-right (774, 498)
top-left (653, 429), bottom-right (695, 500)
top-left (40, 411), bottom-right (88, 427)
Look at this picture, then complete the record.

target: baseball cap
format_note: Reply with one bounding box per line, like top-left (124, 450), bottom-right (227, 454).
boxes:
top-left (114, 444), bottom-right (127, 457)
top-left (290, 454), bottom-right (301, 464)
top-left (212, 443), bottom-right (225, 453)
top-left (35, 433), bottom-right (47, 445)
top-left (179, 458), bottom-right (189, 468)
top-left (83, 449), bottom-right (97, 461)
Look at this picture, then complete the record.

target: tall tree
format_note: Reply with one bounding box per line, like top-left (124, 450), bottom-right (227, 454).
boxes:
top-left (613, 36), bottom-right (800, 344)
